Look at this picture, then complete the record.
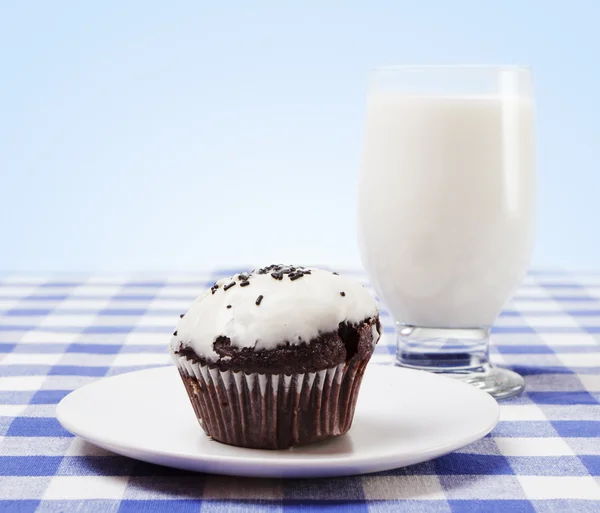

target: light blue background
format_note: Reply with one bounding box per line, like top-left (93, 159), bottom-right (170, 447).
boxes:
top-left (1, 1), bottom-right (598, 272)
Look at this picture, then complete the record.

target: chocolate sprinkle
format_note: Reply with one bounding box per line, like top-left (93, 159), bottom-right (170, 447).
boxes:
top-left (255, 295), bottom-right (264, 306)
top-left (179, 313), bottom-right (185, 318)
top-left (290, 273), bottom-right (304, 281)
top-left (340, 291), bottom-right (346, 297)
top-left (256, 264), bottom-right (311, 276)
top-left (240, 281), bottom-right (250, 287)
top-left (173, 330), bottom-right (178, 336)
top-left (227, 305), bottom-right (232, 309)
top-left (223, 282), bottom-right (236, 291)
top-left (332, 272), bottom-right (339, 275)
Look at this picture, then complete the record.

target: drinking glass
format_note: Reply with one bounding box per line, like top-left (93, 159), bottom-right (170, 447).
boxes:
top-left (358, 65), bottom-right (536, 399)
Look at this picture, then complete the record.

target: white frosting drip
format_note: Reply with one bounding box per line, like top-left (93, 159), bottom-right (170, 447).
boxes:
top-left (171, 267), bottom-right (378, 361)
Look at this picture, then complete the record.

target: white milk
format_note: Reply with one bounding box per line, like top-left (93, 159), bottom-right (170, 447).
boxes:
top-left (358, 93), bottom-right (536, 328)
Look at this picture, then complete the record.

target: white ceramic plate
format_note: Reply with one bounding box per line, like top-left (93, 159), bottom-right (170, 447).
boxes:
top-left (56, 364), bottom-right (499, 478)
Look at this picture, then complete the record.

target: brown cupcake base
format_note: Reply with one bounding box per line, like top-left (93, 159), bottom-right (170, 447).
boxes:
top-left (174, 355), bottom-right (369, 449)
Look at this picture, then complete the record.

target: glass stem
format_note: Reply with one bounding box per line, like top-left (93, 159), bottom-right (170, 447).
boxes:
top-left (396, 326), bottom-right (491, 373)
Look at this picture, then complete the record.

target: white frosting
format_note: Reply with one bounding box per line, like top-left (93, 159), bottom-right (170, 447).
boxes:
top-left (171, 267), bottom-right (379, 361)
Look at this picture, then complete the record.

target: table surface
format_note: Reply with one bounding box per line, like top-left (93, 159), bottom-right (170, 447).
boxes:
top-left (1, 269), bottom-right (600, 512)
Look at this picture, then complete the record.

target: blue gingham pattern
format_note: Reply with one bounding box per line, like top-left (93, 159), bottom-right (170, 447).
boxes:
top-left (1, 269), bottom-right (600, 513)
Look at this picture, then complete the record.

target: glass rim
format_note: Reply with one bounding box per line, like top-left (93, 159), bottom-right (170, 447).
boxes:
top-left (372, 64), bottom-right (532, 72)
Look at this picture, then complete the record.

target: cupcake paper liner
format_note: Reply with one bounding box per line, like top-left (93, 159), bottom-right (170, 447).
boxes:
top-left (173, 354), bottom-right (369, 449)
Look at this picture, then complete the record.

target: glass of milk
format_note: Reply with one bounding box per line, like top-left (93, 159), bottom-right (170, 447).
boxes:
top-left (358, 65), bottom-right (536, 399)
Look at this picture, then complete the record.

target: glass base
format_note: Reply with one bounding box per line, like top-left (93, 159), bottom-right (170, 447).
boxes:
top-left (396, 325), bottom-right (525, 400)
top-left (453, 364), bottom-right (525, 400)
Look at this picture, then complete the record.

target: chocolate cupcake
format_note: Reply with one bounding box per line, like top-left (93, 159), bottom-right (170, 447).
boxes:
top-left (170, 265), bottom-right (380, 450)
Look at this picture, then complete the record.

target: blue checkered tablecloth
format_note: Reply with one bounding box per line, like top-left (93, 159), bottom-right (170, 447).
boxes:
top-left (1, 268), bottom-right (600, 512)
